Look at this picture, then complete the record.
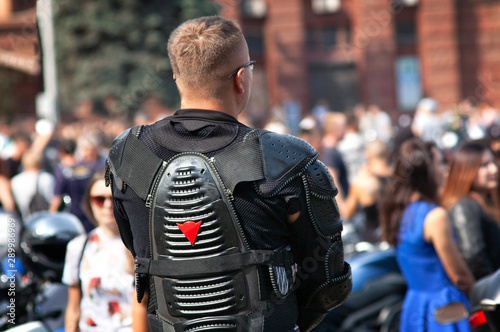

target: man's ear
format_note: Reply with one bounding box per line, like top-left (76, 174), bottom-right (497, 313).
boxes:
top-left (234, 70), bottom-right (245, 94)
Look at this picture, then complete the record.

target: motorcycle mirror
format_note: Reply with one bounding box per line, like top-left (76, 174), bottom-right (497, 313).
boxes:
top-left (434, 302), bottom-right (469, 324)
top-left (481, 299), bottom-right (497, 311)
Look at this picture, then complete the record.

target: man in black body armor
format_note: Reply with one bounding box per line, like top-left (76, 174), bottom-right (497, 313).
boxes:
top-left (106, 16), bottom-right (351, 332)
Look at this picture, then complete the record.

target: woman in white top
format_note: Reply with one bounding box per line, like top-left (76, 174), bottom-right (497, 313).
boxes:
top-left (62, 169), bottom-right (146, 332)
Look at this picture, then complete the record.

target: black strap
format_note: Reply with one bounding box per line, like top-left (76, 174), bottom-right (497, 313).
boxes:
top-left (77, 235), bottom-right (89, 295)
top-left (118, 131), bottom-right (265, 201)
top-left (135, 249), bottom-right (280, 278)
top-left (118, 131), bottom-right (163, 201)
top-left (212, 136), bottom-right (264, 192)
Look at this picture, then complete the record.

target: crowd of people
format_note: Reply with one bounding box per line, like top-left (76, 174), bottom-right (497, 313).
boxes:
top-left (0, 93), bottom-right (174, 220)
top-left (0, 112), bottom-right (139, 331)
top-left (0, 92), bottom-right (499, 331)
top-left (269, 97), bottom-right (500, 243)
top-left (0, 13), bottom-right (499, 329)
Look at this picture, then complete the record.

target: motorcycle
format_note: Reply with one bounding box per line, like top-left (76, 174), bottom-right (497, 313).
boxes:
top-left (313, 223), bottom-right (407, 332)
top-left (468, 268), bottom-right (500, 332)
top-left (0, 211), bottom-right (85, 332)
top-left (0, 266), bottom-right (68, 332)
top-left (430, 268), bottom-right (500, 332)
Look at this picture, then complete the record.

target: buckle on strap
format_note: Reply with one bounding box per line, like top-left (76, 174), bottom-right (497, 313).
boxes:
top-left (134, 257), bottom-right (151, 303)
top-left (135, 257), bottom-right (151, 274)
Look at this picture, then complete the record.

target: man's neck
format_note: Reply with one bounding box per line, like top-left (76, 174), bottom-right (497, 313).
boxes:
top-left (180, 99), bottom-right (240, 119)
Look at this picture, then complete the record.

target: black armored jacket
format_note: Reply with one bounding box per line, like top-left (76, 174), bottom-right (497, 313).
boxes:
top-left (107, 109), bottom-right (351, 332)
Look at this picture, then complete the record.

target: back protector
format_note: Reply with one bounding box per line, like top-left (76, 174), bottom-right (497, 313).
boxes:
top-left (108, 127), bottom-right (298, 331)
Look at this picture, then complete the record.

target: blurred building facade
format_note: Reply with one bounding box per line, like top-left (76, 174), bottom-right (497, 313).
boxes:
top-left (0, 0), bottom-right (41, 117)
top-left (2, 0), bottom-right (499, 123)
top-left (217, 0), bottom-right (500, 120)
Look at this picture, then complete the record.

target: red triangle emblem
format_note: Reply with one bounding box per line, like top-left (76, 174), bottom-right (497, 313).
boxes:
top-left (177, 220), bottom-right (202, 245)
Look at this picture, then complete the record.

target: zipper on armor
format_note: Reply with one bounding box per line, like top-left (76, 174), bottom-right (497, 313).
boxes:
top-left (147, 161), bottom-right (168, 268)
top-left (145, 195), bottom-right (153, 208)
top-left (209, 155), bottom-right (250, 250)
top-left (146, 162), bottom-right (168, 208)
top-left (209, 156), bottom-right (236, 202)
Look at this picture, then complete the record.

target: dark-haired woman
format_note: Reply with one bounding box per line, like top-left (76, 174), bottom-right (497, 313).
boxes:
top-left (380, 138), bottom-right (474, 332)
top-left (442, 140), bottom-right (500, 280)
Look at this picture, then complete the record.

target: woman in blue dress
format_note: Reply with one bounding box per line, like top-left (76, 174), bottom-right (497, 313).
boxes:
top-left (380, 138), bottom-right (474, 331)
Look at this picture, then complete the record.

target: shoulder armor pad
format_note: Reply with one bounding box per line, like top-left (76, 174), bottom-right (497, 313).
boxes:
top-left (260, 132), bottom-right (318, 180)
top-left (107, 128), bottom-right (132, 191)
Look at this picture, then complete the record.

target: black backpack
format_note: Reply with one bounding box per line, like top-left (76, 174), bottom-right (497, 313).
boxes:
top-left (29, 173), bottom-right (50, 214)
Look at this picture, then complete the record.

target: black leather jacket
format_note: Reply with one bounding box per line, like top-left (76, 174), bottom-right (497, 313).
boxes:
top-left (448, 197), bottom-right (500, 280)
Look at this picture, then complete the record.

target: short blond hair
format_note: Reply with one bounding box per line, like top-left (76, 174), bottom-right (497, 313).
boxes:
top-left (167, 16), bottom-right (245, 97)
top-left (21, 149), bottom-right (43, 169)
top-left (365, 140), bottom-right (388, 160)
top-left (322, 112), bottom-right (346, 134)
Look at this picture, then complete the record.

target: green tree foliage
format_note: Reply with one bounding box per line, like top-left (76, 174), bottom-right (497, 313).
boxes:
top-left (54, 0), bottom-right (219, 116)
top-left (0, 68), bottom-right (23, 120)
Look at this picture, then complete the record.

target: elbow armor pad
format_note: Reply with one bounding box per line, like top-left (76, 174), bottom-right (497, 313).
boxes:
top-left (303, 160), bottom-right (352, 311)
top-left (305, 160), bottom-right (342, 235)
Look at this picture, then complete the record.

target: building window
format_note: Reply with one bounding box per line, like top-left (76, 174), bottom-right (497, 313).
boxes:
top-left (13, 0), bottom-right (35, 12)
top-left (323, 28), bottom-right (337, 48)
top-left (395, 56), bottom-right (422, 111)
top-left (309, 63), bottom-right (358, 112)
top-left (312, 0), bottom-right (341, 14)
top-left (246, 33), bottom-right (264, 55)
top-left (307, 28), bottom-right (340, 50)
top-left (307, 30), bottom-right (316, 50)
top-left (396, 21), bottom-right (416, 45)
top-left (241, 0), bottom-right (267, 19)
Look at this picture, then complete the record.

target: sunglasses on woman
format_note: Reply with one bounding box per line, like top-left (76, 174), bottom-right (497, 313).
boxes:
top-left (90, 195), bottom-right (113, 207)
